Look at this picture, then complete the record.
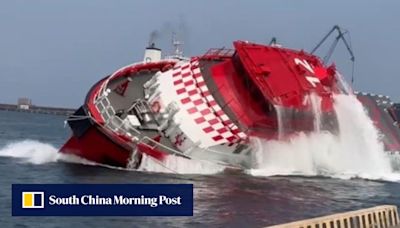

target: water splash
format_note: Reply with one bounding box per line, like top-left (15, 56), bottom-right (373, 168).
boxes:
top-left (0, 140), bottom-right (94, 165)
top-left (0, 140), bottom-right (224, 175)
top-left (137, 154), bottom-right (225, 175)
top-left (309, 93), bottom-right (322, 132)
top-left (249, 94), bottom-right (400, 181)
top-left (335, 71), bottom-right (353, 95)
top-left (275, 105), bottom-right (285, 139)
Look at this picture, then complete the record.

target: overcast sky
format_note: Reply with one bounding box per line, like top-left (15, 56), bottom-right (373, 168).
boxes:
top-left (1, 0), bottom-right (399, 107)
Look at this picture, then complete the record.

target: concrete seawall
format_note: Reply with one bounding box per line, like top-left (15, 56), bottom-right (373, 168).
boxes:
top-left (0, 103), bottom-right (75, 116)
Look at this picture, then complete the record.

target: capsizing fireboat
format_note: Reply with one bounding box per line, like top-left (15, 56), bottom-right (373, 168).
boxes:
top-left (60, 29), bottom-right (400, 170)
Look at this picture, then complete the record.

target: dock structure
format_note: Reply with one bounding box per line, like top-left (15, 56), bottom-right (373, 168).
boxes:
top-left (0, 103), bottom-right (75, 116)
top-left (268, 205), bottom-right (399, 228)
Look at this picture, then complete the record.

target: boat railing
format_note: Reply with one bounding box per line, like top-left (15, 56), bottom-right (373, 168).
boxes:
top-left (94, 93), bottom-right (245, 169)
top-left (94, 95), bottom-right (141, 138)
top-left (139, 136), bottom-right (189, 157)
top-left (200, 48), bottom-right (235, 60)
top-left (139, 136), bottom-right (245, 169)
top-left (268, 205), bottom-right (399, 228)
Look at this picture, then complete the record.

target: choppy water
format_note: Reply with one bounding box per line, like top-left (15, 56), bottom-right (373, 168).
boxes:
top-left (1, 107), bottom-right (400, 227)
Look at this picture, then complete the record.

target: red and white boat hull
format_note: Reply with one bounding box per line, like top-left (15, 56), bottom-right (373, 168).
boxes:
top-left (60, 40), bottom-right (400, 169)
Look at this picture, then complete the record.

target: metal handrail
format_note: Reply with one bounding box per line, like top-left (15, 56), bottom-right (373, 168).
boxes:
top-left (268, 205), bottom-right (399, 228)
top-left (139, 136), bottom-right (244, 169)
top-left (94, 87), bottom-right (246, 170)
top-left (95, 95), bottom-right (141, 136)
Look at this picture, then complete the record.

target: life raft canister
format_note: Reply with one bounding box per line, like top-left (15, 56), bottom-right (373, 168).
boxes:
top-left (151, 101), bottom-right (161, 113)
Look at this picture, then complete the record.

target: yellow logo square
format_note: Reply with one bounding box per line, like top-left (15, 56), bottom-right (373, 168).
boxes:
top-left (22, 192), bottom-right (44, 209)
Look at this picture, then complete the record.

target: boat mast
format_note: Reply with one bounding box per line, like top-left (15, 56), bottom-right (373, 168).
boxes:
top-left (172, 32), bottom-right (184, 57)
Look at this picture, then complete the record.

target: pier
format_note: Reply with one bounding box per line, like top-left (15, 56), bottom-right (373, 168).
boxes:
top-left (269, 205), bottom-right (399, 228)
top-left (0, 103), bottom-right (75, 116)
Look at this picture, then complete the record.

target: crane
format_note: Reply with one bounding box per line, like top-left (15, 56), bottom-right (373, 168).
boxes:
top-left (311, 25), bottom-right (356, 84)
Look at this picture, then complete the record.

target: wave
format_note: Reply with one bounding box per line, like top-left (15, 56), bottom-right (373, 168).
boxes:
top-left (0, 140), bottom-right (224, 175)
top-left (136, 153), bottom-right (225, 175)
top-left (0, 140), bottom-right (94, 165)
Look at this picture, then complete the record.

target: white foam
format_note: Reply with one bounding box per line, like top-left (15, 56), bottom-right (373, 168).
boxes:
top-left (0, 139), bottom-right (224, 175)
top-left (335, 71), bottom-right (353, 95)
top-left (137, 153), bottom-right (225, 175)
top-left (249, 94), bottom-right (400, 181)
top-left (309, 93), bottom-right (322, 132)
top-left (0, 140), bottom-right (94, 165)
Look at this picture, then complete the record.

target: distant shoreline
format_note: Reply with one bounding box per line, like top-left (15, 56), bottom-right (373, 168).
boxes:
top-left (0, 103), bottom-right (75, 116)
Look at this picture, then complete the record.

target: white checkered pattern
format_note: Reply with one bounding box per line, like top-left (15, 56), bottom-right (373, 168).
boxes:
top-left (172, 59), bottom-right (247, 143)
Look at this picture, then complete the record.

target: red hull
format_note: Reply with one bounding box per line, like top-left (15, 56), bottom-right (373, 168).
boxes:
top-left (60, 126), bottom-right (132, 167)
top-left (60, 123), bottom-right (169, 168)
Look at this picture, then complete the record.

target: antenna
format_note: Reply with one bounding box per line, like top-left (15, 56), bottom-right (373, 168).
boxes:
top-left (269, 37), bottom-right (277, 45)
top-left (172, 32), bottom-right (184, 57)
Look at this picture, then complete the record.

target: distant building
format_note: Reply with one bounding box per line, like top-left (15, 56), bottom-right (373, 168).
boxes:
top-left (17, 97), bottom-right (32, 110)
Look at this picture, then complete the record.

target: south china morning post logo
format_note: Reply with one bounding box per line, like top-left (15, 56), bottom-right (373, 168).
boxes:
top-left (12, 184), bottom-right (193, 216)
top-left (48, 194), bottom-right (181, 207)
top-left (22, 192), bottom-right (44, 209)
